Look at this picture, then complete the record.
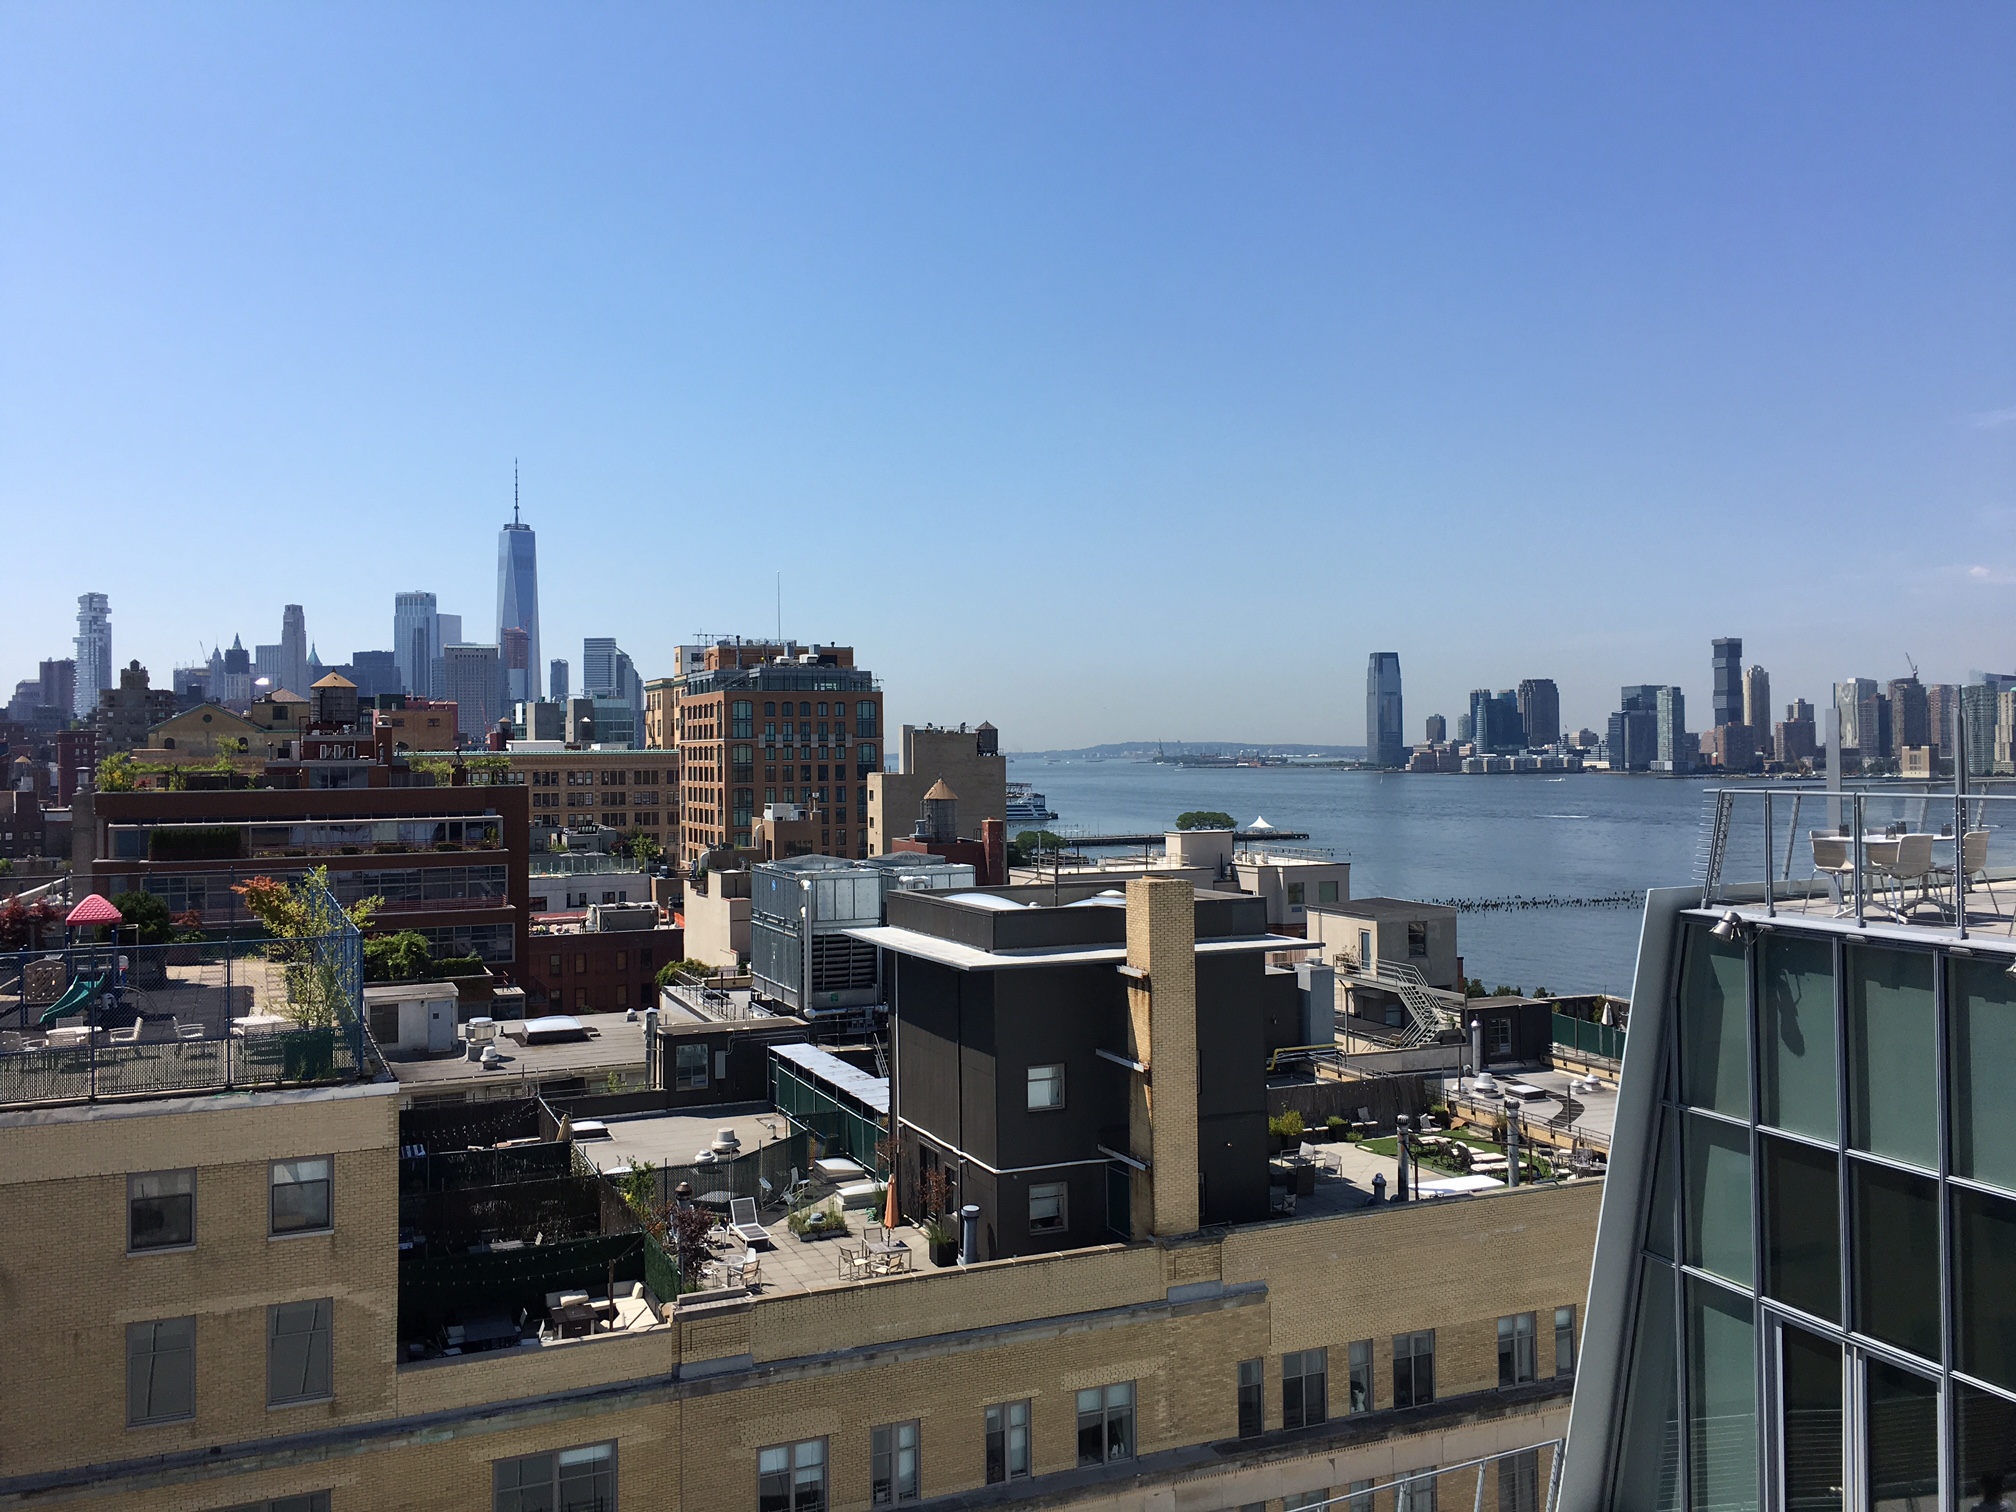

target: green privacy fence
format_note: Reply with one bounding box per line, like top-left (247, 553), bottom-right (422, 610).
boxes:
top-left (1552, 1011), bottom-right (1625, 1063)
top-left (771, 1060), bottom-right (887, 1174)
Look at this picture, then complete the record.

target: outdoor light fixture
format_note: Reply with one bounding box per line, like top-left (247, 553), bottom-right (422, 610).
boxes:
top-left (1710, 910), bottom-right (1742, 941)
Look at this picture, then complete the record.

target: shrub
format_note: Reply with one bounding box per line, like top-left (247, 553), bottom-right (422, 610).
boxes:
top-left (787, 1198), bottom-right (850, 1238)
top-left (1267, 1109), bottom-right (1305, 1140)
top-left (110, 890), bottom-right (175, 945)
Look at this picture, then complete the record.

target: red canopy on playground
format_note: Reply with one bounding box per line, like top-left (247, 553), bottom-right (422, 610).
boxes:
top-left (65, 894), bottom-right (123, 927)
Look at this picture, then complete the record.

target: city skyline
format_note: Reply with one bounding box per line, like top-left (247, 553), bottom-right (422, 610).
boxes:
top-left (5, 8), bottom-right (2014, 746)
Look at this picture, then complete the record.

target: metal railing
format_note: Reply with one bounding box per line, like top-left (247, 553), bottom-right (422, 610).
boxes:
top-left (1698, 779), bottom-right (2016, 941)
top-left (1332, 957), bottom-right (1464, 1048)
top-left (1211, 1438), bottom-right (1565, 1512)
top-left (0, 882), bottom-right (369, 1106)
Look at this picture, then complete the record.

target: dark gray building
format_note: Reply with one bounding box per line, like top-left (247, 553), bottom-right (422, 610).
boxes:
top-left (1366, 652), bottom-right (1405, 768)
top-left (1711, 637), bottom-right (1742, 728)
top-left (1470, 688), bottom-right (1524, 754)
top-left (857, 881), bottom-right (1310, 1260)
top-left (1517, 678), bottom-right (1561, 749)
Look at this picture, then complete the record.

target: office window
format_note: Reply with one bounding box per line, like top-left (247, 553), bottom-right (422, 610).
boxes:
top-left (1318, 880), bottom-right (1340, 904)
top-left (984, 1400), bottom-right (1030, 1483)
top-left (1283, 1347), bottom-right (1328, 1427)
top-left (128, 1169), bottom-right (195, 1251)
top-left (270, 1157), bottom-right (333, 1235)
top-left (1076, 1381), bottom-right (1135, 1466)
top-left (219, 1497), bottom-right (331, 1512)
top-left (1678, 923), bottom-right (1749, 1118)
top-left (1347, 1338), bottom-right (1374, 1412)
top-left (674, 1043), bottom-right (709, 1091)
top-left (1287, 882), bottom-right (1305, 906)
top-left (1847, 946), bottom-right (1937, 1167)
top-left (870, 1421), bottom-right (919, 1505)
top-left (127, 1317), bottom-right (195, 1425)
top-left (1285, 1492), bottom-right (1329, 1512)
top-left (1029, 1182), bottom-right (1067, 1234)
top-left (1393, 1330), bottom-right (1435, 1407)
top-left (757, 1438), bottom-right (826, 1512)
top-left (1027, 1063), bottom-right (1065, 1110)
top-left (494, 1442), bottom-right (616, 1512)
top-left (1344, 1479), bottom-right (1376, 1512)
top-left (1498, 1313), bottom-right (1536, 1386)
top-left (267, 1299), bottom-right (333, 1405)
top-left (1395, 1468), bottom-right (1439, 1511)
top-left (1498, 1449), bottom-right (1541, 1512)
top-left (1237, 1358), bottom-right (1263, 1437)
top-left (1554, 1306), bottom-right (1576, 1375)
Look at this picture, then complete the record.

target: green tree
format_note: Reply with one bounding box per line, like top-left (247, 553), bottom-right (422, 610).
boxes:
top-left (110, 890), bottom-right (175, 945)
top-left (1007, 829), bottom-right (1066, 867)
top-left (625, 830), bottom-right (663, 871)
top-left (95, 752), bottom-right (136, 792)
top-left (363, 930), bottom-right (436, 983)
top-left (1175, 811), bottom-right (1237, 831)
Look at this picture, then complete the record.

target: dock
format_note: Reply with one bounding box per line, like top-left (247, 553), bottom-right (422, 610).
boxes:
top-left (1033, 828), bottom-right (1312, 849)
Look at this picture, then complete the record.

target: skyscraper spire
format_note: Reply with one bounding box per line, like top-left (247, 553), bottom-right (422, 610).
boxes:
top-left (513, 458), bottom-right (519, 526)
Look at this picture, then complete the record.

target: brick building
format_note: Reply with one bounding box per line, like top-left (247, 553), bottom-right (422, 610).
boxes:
top-left (521, 909), bottom-right (686, 1014)
top-left (504, 746), bottom-right (675, 860)
top-left (672, 641), bottom-right (883, 865)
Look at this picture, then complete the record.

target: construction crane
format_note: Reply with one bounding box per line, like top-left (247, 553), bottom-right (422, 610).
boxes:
top-left (1904, 652), bottom-right (1920, 680)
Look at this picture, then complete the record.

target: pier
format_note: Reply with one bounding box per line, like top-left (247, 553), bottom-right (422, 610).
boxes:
top-left (1033, 827), bottom-right (1313, 848)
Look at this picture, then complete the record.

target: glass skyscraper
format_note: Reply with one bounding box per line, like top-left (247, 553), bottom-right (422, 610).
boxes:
top-left (495, 501), bottom-right (539, 706)
top-left (1365, 652), bottom-right (1404, 767)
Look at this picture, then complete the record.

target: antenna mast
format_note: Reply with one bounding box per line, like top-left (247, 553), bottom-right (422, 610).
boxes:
top-left (513, 459), bottom-right (520, 525)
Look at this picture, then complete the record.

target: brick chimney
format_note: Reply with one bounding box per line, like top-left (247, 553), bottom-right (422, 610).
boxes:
top-left (1124, 876), bottom-right (1199, 1238)
top-left (981, 818), bottom-right (1006, 886)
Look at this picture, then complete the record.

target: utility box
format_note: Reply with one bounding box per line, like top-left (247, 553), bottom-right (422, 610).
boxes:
top-left (364, 982), bottom-right (459, 1055)
top-left (1294, 962), bottom-right (1335, 1047)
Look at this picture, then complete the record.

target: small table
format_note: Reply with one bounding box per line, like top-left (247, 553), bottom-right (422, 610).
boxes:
top-left (232, 1014), bottom-right (289, 1038)
top-left (866, 1241), bottom-right (912, 1276)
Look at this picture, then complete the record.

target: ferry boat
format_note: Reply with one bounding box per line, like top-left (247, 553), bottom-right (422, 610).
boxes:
top-left (1005, 782), bottom-right (1058, 823)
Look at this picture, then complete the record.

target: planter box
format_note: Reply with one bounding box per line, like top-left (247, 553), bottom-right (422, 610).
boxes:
top-left (929, 1239), bottom-right (958, 1268)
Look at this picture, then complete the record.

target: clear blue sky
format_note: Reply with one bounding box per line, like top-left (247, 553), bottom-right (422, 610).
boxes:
top-left (4, 4), bottom-right (2013, 747)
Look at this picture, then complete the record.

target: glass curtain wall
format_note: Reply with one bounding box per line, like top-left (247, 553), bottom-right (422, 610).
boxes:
top-left (1608, 919), bottom-right (2016, 1509)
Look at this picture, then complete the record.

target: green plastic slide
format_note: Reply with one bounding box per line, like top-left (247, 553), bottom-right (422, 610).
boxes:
top-left (39, 971), bottom-right (111, 1028)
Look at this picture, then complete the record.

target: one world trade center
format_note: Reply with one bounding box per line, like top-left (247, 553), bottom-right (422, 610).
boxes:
top-left (496, 469), bottom-right (540, 706)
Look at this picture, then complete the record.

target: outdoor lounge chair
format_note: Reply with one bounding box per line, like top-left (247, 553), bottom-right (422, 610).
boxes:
top-left (728, 1197), bottom-right (768, 1248)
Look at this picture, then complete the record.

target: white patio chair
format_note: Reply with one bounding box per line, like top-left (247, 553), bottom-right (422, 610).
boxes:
top-left (1932, 830), bottom-right (2000, 923)
top-left (1867, 836), bottom-right (1930, 918)
top-left (1809, 833), bottom-right (1856, 915)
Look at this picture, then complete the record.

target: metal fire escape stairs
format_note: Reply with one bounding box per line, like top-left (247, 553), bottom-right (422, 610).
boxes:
top-left (1331, 956), bottom-right (1465, 1049)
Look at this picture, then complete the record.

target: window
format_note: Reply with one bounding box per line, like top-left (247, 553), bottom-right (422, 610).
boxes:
top-left (1497, 1312), bottom-right (1536, 1386)
top-left (1283, 1347), bottom-right (1328, 1427)
top-left (870, 1421), bottom-right (919, 1505)
top-left (267, 1299), bottom-right (333, 1405)
top-left (1029, 1182), bottom-right (1067, 1234)
top-left (757, 1439), bottom-right (826, 1512)
top-left (984, 1400), bottom-right (1030, 1483)
top-left (494, 1442), bottom-right (617, 1512)
top-left (1487, 1017), bottom-right (1513, 1056)
top-left (1237, 1358), bottom-right (1263, 1437)
top-left (220, 1496), bottom-right (331, 1512)
top-left (1076, 1382), bottom-right (1135, 1465)
top-left (127, 1317), bottom-right (195, 1424)
top-left (129, 1170), bottom-right (195, 1251)
top-left (1358, 929), bottom-right (1373, 965)
top-left (1286, 1492), bottom-right (1329, 1511)
top-left (1347, 1338), bottom-right (1374, 1412)
top-left (1498, 1449), bottom-right (1541, 1512)
top-left (1407, 921), bottom-right (1428, 957)
top-left (1554, 1306), bottom-right (1576, 1376)
top-left (1395, 1468), bottom-right (1439, 1511)
top-left (1027, 1063), bottom-right (1065, 1110)
top-left (1287, 882), bottom-right (1305, 906)
top-left (674, 1042), bottom-right (709, 1091)
top-left (731, 701), bottom-right (753, 738)
top-left (270, 1157), bottom-right (332, 1235)
top-left (1344, 1479), bottom-right (1376, 1512)
top-left (1318, 880), bottom-right (1340, 904)
top-left (1393, 1330), bottom-right (1435, 1407)
top-left (856, 700), bottom-right (877, 736)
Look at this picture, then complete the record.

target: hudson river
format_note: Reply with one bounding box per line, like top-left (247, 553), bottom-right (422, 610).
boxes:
top-left (1007, 759), bottom-right (1711, 997)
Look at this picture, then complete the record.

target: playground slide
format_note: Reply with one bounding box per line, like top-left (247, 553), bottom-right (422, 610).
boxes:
top-left (39, 972), bottom-right (111, 1028)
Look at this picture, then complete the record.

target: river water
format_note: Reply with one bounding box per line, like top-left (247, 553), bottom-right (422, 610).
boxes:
top-left (1006, 759), bottom-right (1711, 996)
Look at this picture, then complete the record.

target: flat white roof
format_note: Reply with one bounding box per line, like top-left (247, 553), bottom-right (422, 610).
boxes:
top-left (769, 1041), bottom-right (890, 1115)
top-left (847, 925), bottom-right (1318, 972)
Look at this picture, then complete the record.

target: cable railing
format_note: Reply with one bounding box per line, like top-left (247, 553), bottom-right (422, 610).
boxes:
top-left (1698, 779), bottom-right (2016, 941)
top-left (1209, 1438), bottom-right (1565, 1512)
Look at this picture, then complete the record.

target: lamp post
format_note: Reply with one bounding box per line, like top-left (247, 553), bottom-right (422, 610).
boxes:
top-left (1394, 1113), bottom-right (1412, 1203)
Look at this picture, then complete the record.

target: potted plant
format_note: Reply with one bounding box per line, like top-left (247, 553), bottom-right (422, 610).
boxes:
top-left (1325, 1115), bottom-right (1347, 1143)
top-left (923, 1214), bottom-right (958, 1268)
top-left (1267, 1109), bottom-right (1305, 1154)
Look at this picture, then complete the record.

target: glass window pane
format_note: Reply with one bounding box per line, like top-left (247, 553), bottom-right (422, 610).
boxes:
top-left (1685, 1276), bottom-right (1758, 1512)
top-left (1685, 1113), bottom-right (1753, 1287)
top-left (1846, 947), bottom-right (1937, 1168)
top-left (1953, 1184), bottom-right (2016, 1394)
top-left (1759, 933), bottom-right (1837, 1140)
top-left (1680, 926), bottom-right (1750, 1118)
top-left (1849, 1159), bottom-right (1940, 1361)
top-left (1956, 1383), bottom-right (2016, 1512)
top-left (1761, 1134), bottom-right (1839, 1322)
top-left (1863, 1360), bottom-right (1937, 1511)
top-left (1777, 1324), bottom-right (1841, 1512)
top-left (1613, 1262), bottom-right (1681, 1512)
top-left (1646, 1106), bottom-right (1679, 1262)
top-left (1949, 955), bottom-right (2016, 1192)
